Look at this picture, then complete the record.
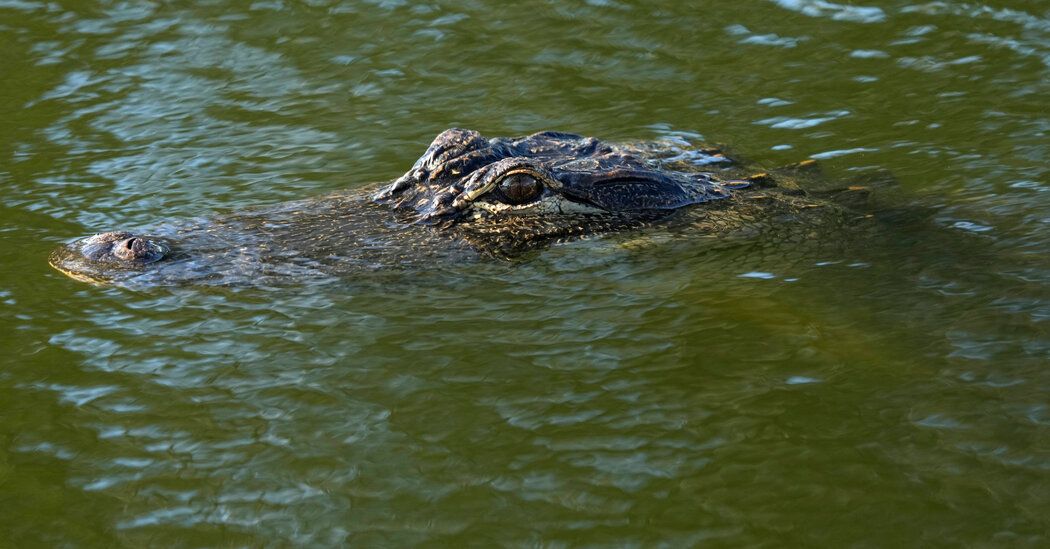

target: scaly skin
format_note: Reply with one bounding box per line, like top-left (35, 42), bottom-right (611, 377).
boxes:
top-left (49, 128), bottom-right (861, 286)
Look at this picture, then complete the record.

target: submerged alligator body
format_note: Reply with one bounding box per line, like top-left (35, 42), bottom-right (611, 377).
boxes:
top-left (50, 128), bottom-right (863, 286)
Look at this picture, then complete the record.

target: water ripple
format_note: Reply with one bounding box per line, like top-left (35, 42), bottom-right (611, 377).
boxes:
top-left (2, 0), bottom-right (1049, 545)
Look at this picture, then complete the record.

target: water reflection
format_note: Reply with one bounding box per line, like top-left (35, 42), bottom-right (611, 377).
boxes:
top-left (1, 0), bottom-right (1048, 545)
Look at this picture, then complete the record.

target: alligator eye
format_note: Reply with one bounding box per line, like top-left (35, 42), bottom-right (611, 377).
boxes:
top-left (497, 173), bottom-right (543, 205)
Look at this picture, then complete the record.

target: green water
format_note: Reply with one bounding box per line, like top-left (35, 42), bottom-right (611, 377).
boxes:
top-left (2, 0), bottom-right (1048, 545)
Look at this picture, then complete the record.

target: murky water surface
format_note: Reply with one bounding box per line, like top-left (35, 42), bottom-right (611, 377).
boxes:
top-left (2, 0), bottom-right (1048, 545)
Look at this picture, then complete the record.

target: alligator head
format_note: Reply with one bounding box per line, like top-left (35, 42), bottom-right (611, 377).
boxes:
top-left (373, 129), bottom-right (734, 251)
top-left (50, 128), bottom-right (743, 284)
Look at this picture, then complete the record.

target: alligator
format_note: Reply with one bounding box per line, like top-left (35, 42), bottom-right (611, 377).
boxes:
top-left (49, 128), bottom-right (868, 286)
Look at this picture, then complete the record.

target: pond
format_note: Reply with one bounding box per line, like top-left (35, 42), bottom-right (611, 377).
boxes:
top-left (1, 0), bottom-right (1047, 545)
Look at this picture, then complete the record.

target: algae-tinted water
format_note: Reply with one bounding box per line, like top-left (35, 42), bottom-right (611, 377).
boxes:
top-left (1, 1), bottom-right (1048, 545)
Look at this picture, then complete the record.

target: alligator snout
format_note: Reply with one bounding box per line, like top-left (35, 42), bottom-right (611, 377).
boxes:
top-left (78, 231), bottom-right (168, 263)
top-left (49, 231), bottom-right (171, 284)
